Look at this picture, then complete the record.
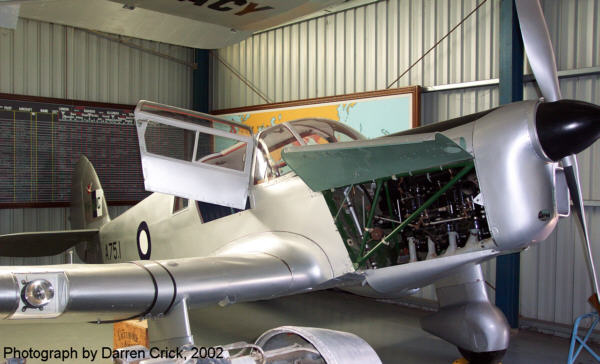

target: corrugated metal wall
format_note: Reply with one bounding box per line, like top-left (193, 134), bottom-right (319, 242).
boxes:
top-left (212, 0), bottom-right (599, 110)
top-left (0, 18), bottom-right (194, 107)
top-left (211, 0), bottom-right (600, 328)
top-left (0, 17), bottom-right (193, 264)
top-left (212, 0), bottom-right (500, 109)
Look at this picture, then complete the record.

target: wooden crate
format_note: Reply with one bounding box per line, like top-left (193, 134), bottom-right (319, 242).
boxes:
top-left (113, 320), bottom-right (149, 349)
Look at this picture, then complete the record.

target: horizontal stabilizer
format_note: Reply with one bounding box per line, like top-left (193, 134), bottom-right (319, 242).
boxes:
top-left (282, 133), bottom-right (473, 191)
top-left (0, 229), bottom-right (98, 257)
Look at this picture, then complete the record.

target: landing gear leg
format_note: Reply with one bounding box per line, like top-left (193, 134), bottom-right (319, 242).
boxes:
top-left (147, 298), bottom-right (194, 348)
top-left (420, 264), bottom-right (510, 364)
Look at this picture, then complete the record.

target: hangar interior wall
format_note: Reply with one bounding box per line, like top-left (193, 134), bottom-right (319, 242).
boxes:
top-left (0, 18), bottom-right (194, 107)
top-left (0, 18), bottom-right (193, 264)
top-left (210, 0), bottom-right (600, 332)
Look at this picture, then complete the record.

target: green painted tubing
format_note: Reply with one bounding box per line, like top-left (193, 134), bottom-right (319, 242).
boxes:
top-left (356, 163), bottom-right (474, 266)
top-left (359, 179), bottom-right (384, 257)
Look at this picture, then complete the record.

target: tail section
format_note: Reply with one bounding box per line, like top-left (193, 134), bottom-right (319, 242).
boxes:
top-left (71, 156), bottom-right (110, 263)
top-left (71, 155), bottom-right (111, 229)
top-left (0, 156), bottom-right (108, 260)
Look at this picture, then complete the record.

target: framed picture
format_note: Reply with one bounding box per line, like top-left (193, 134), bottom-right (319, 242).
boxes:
top-left (212, 86), bottom-right (421, 139)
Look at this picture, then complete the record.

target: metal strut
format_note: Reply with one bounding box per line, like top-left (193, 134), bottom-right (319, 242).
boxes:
top-left (358, 179), bottom-right (384, 257)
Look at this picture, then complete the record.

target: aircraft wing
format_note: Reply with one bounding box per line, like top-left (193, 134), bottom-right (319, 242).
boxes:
top-left (0, 229), bottom-right (500, 322)
top-left (355, 247), bottom-right (499, 297)
top-left (312, 243), bottom-right (499, 297)
top-left (0, 231), bottom-right (336, 321)
top-left (0, 229), bottom-right (98, 257)
top-left (106, 0), bottom-right (342, 32)
top-left (5, 0), bottom-right (344, 49)
top-left (282, 133), bottom-right (473, 191)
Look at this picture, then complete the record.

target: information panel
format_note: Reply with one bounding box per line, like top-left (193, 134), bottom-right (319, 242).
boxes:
top-left (0, 94), bottom-right (148, 206)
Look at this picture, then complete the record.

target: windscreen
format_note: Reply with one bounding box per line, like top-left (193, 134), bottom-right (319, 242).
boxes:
top-left (287, 119), bottom-right (364, 144)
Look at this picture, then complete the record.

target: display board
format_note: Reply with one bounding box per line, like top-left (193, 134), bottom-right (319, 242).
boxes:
top-left (213, 87), bottom-right (421, 138)
top-left (0, 94), bottom-right (148, 207)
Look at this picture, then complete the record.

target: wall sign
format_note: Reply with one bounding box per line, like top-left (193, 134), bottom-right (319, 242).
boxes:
top-left (0, 93), bottom-right (148, 207)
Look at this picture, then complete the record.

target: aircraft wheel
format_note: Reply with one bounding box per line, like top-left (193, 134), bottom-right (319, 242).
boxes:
top-left (457, 347), bottom-right (506, 364)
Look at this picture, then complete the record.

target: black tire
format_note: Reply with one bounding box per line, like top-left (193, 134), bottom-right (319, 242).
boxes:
top-left (458, 348), bottom-right (506, 364)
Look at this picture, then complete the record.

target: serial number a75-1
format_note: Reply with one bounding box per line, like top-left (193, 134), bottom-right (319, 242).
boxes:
top-left (104, 241), bottom-right (121, 261)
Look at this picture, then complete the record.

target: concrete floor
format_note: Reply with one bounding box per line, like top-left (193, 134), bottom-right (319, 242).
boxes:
top-left (0, 290), bottom-right (596, 363)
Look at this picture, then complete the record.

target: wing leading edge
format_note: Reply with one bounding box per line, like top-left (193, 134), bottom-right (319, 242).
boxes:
top-left (282, 133), bottom-right (473, 191)
top-left (0, 231), bottom-right (336, 321)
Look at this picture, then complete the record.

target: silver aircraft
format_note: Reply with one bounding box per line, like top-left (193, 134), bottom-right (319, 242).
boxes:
top-left (1, 1), bottom-right (600, 363)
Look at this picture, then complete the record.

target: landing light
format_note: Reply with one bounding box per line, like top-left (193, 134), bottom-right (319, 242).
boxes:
top-left (21, 279), bottom-right (54, 308)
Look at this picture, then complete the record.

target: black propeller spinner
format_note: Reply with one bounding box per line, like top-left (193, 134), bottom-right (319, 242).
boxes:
top-left (536, 100), bottom-right (600, 161)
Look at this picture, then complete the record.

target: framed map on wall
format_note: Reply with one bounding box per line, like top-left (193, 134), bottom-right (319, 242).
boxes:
top-left (212, 87), bottom-right (421, 139)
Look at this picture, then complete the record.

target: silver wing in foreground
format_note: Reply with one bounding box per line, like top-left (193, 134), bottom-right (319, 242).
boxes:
top-left (0, 231), bottom-right (333, 322)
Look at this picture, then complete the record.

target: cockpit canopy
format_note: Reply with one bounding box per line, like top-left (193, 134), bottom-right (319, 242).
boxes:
top-left (181, 118), bottom-right (365, 185)
top-left (254, 119), bottom-right (365, 184)
top-left (134, 100), bottom-right (364, 208)
top-left (135, 101), bottom-right (254, 209)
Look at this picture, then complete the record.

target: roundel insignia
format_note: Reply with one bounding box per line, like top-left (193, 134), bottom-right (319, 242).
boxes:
top-left (137, 221), bottom-right (151, 260)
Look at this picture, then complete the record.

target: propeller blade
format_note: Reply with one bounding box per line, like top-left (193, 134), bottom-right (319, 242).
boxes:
top-left (514, 0), bottom-right (562, 102)
top-left (562, 155), bottom-right (600, 312)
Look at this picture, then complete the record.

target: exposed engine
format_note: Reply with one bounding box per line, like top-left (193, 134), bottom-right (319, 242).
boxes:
top-left (323, 166), bottom-right (491, 269)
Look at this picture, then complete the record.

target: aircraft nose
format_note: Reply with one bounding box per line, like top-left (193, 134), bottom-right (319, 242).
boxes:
top-left (536, 99), bottom-right (600, 161)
